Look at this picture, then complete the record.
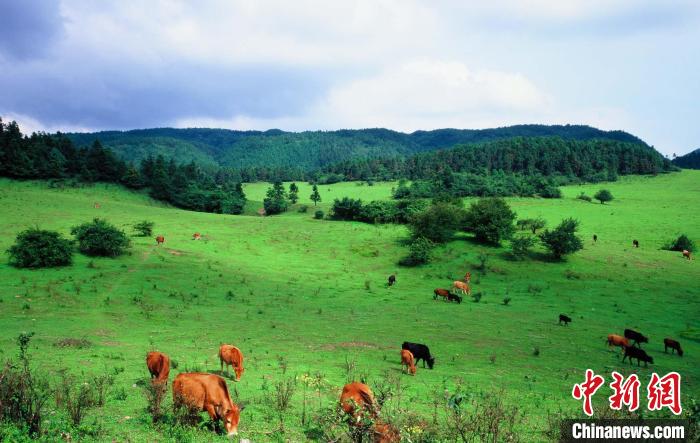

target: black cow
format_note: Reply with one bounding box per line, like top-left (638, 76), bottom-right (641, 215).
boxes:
top-left (622, 346), bottom-right (654, 367)
top-left (559, 314), bottom-right (572, 326)
top-left (447, 292), bottom-right (462, 304)
top-left (388, 274), bottom-right (396, 286)
top-left (633, 239), bottom-right (639, 248)
top-left (593, 234), bottom-right (597, 243)
top-left (664, 338), bottom-right (683, 357)
top-left (624, 329), bottom-right (648, 348)
top-left (402, 342), bottom-right (434, 369)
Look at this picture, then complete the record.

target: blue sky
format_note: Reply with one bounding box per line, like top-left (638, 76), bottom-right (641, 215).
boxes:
top-left (1, 0), bottom-right (698, 155)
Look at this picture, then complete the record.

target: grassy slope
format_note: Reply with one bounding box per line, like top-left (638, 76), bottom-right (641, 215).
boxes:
top-left (0, 172), bottom-right (698, 441)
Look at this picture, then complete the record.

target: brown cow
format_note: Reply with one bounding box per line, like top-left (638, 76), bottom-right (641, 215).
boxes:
top-left (607, 334), bottom-right (630, 350)
top-left (339, 382), bottom-right (399, 442)
top-left (664, 338), bottom-right (684, 357)
top-left (682, 250), bottom-right (692, 260)
top-left (400, 349), bottom-right (416, 375)
top-left (452, 281), bottom-right (471, 296)
top-left (219, 345), bottom-right (244, 381)
top-left (173, 372), bottom-right (243, 436)
top-left (155, 235), bottom-right (165, 245)
top-left (146, 351), bottom-right (170, 384)
top-left (433, 288), bottom-right (450, 301)
top-left (93, 202), bottom-right (101, 209)
top-left (192, 232), bottom-right (202, 240)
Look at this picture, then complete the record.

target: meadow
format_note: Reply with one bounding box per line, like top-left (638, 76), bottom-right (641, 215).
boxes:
top-left (0, 171), bottom-right (698, 441)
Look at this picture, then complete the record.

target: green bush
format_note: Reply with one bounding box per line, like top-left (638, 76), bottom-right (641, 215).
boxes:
top-left (298, 205), bottom-right (309, 213)
top-left (577, 193), bottom-right (592, 202)
top-left (539, 218), bottom-right (583, 259)
top-left (330, 197), bottom-right (363, 221)
top-left (408, 203), bottom-right (465, 243)
top-left (7, 228), bottom-right (73, 268)
top-left (399, 237), bottom-right (434, 266)
top-left (71, 218), bottom-right (130, 257)
top-left (132, 220), bottom-right (154, 237)
top-left (463, 198), bottom-right (516, 244)
top-left (594, 189), bottom-right (614, 204)
top-left (314, 210), bottom-right (324, 220)
top-left (510, 235), bottom-right (535, 260)
top-left (662, 234), bottom-right (695, 252)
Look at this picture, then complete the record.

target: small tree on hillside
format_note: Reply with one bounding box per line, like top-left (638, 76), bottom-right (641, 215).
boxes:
top-left (288, 183), bottom-right (299, 204)
top-left (133, 221), bottom-right (154, 237)
top-left (539, 218), bottom-right (583, 260)
top-left (408, 203), bottom-right (465, 243)
top-left (510, 235), bottom-right (535, 260)
top-left (7, 228), bottom-right (74, 268)
top-left (263, 181), bottom-right (288, 215)
top-left (310, 184), bottom-right (321, 206)
top-left (462, 198), bottom-right (516, 244)
top-left (71, 218), bottom-right (130, 257)
top-left (594, 189), bottom-right (613, 204)
top-left (662, 234), bottom-right (695, 252)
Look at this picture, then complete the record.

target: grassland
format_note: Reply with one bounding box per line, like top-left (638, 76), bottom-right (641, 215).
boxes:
top-left (0, 171), bottom-right (698, 441)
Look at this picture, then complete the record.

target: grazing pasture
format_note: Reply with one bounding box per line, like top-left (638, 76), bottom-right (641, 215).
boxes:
top-left (0, 171), bottom-right (698, 441)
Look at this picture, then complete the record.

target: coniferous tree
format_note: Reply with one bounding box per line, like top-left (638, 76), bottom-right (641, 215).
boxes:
top-left (310, 184), bottom-right (321, 206)
top-left (288, 182), bottom-right (299, 204)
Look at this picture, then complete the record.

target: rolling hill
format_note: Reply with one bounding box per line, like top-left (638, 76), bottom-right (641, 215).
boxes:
top-left (673, 148), bottom-right (700, 169)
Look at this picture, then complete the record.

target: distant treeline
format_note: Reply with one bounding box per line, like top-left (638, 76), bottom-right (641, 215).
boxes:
top-left (0, 119), bottom-right (246, 214)
top-left (672, 148), bottom-right (700, 169)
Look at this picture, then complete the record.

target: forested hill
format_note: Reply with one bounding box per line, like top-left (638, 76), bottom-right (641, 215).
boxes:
top-left (672, 148), bottom-right (700, 169)
top-left (66, 124), bottom-right (650, 172)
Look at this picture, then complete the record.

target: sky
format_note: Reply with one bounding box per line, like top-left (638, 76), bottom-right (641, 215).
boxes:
top-left (1, 0), bottom-right (698, 156)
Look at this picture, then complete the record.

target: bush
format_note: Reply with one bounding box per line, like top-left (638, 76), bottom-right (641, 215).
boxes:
top-left (298, 205), bottom-right (309, 213)
top-left (539, 218), bottom-right (583, 259)
top-left (662, 234), bottom-right (695, 252)
top-left (463, 198), bottom-right (516, 244)
top-left (71, 218), bottom-right (130, 257)
top-left (594, 189), bottom-right (614, 204)
top-left (540, 185), bottom-right (561, 198)
top-left (314, 210), bottom-right (324, 220)
top-left (577, 193), bottom-right (592, 202)
top-left (57, 373), bottom-right (96, 427)
top-left (133, 220), bottom-right (154, 237)
top-left (399, 237), bottom-right (434, 266)
top-left (510, 235), bottom-right (535, 260)
top-left (408, 203), bottom-right (465, 243)
top-left (330, 197), bottom-right (364, 221)
top-left (143, 380), bottom-right (168, 423)
top-left (7, 228), bottom-right (73, 268)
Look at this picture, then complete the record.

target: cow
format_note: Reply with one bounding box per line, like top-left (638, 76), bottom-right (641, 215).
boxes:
top-left (559, 314), bottom-right (571, 326)
top-left (93, 202), bottom-right (101, 209)
top-left (146, 351), bottom-right (170, 384)
top-left (464, 272), bottom-right (471, 283)
top-left (607, 334), bottom-right (630, 350)
top-left (400, 349), bottom-right (416, 375)
top-left (624, 329), bottom-right (648, 348)
top-left (402, 342), bottom-right (434, 369)
top-left (173, 372), bottom-right (244, 436)
top-left (433, 288), bottom-right (450, 301)
top-left (452, 281), bottom-right (471, 296)
top-left (193, 233), bottom-right (202, 240)
top-left (593, 234), bottom-right (597, 243)
top-left (155, 235), bottom-right (165, 245)
top-left (447, 292), bottom-right (462, 303)
top-left (633, 239), bottom-right (639, 248)
top-left (664, 338), bottom-right (684, 357)
top-left (219, 345), bottom-right (244, 381)
top-left (682, 250), bottom-right (692, 260)
top-left (339, 382), bottom-right (399, 443)
top-left (622, 346), bottom-right (654, 367)
top-left (387, 274), bottom-right (396, 286)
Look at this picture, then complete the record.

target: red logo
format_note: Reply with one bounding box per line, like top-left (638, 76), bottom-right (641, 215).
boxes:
top-left (647, 372), bottom-right (682, 415)
top-left (572, 369), bottom-right (606, 416)
top-left (608, 372), bottom-right (640, 412)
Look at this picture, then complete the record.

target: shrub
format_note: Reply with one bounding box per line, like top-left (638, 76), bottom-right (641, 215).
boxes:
top-left (314, 210), bottom-right (324, 220)
top-left (408, 203), bottom-right (465, 243)
top-left (463, 198), bottom-right (516, 244)
top-left (71, 218), bottom-right (130, 257)
top-left (57, 373), bottom-right (96, 427)
top-left (7, 228), bottom-right (73, 268)
top-left (594, 189), bottom-right (614, 204)
top-left (510, 236), bottom-right (535, 260)
top-left (502, 297), bottom-right (511, 306)
top-left (577, 193), bottom-right (592, 202)
top-left (133, 220), bottom-right (154, 237)
top-left (330, 197), bottom-right (364, 221)
top-left (662, 234), bottom-right (695, 252)
top-left (539, 218), bottom-right (583, 260)
top-left (540, 185), bottom-right (562, 198)
top-left (143, 380), bottom-right (168, 423)
top-left (399, 237), bottom-right (434, 267)
top-left (298, 205), bottom-right (309, 213)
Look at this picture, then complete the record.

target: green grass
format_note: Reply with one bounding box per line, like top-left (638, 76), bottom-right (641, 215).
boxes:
top-left (0, 172), bottom-right (698, 441)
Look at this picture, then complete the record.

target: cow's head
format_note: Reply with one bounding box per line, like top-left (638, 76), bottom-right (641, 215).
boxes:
top-left (427, 357), bottom-right (435, 369)
top-left (678, 348), bottom-right (684, 357)
top-left (641, 335), bottom-right (649, 344)
top-left (224, 403), bottom-right (244, 436)
top-left (234, 365), bottom-right (244, 381)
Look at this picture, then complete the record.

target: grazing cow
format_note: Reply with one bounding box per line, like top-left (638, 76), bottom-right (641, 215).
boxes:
top-left (219, 345), bottom-right (244, 381)
top-left (339, 382), bottom-right (399, 443)
top-left (633, 239), bottom-right (639, 248)
top-left (400, 349), bottom-right (416, 375)
top-left (387, 274), bottom-right (396, 286)
top-left (607, 334), bottom-right (630, 350)
top-left (93, 202), bottom-right (101, 209)
top-left (402, 342), bottom-right (435, 369)
top-left (173, 372), bottom-right (243, 436)
top-left (559, 314), bottom-right (571, 326)
top-left (622, 346), bottom-right (654, 367)
top-left (624, 329), bottom-right (648, 348)
top-left (433, 288), bottom-right (450, 301)
top-left (682, 250), bottom-right (692, 260)
top-left (593, 234), bottom-right (597, 243)
top-left (192, 232), bottom-right (202, 240)
top-left (664, 338), bottom-right (684, 357)
top-left (452, 281), bottom-right (471, 296)
top-left (447, 292), bottom-right (462, 303)
top-left (146, 351), bottom-right (170, 384)
top-left (155, 235), bottom-right (165, 245)
top-left (464, 272), bottom-right (471, 283)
